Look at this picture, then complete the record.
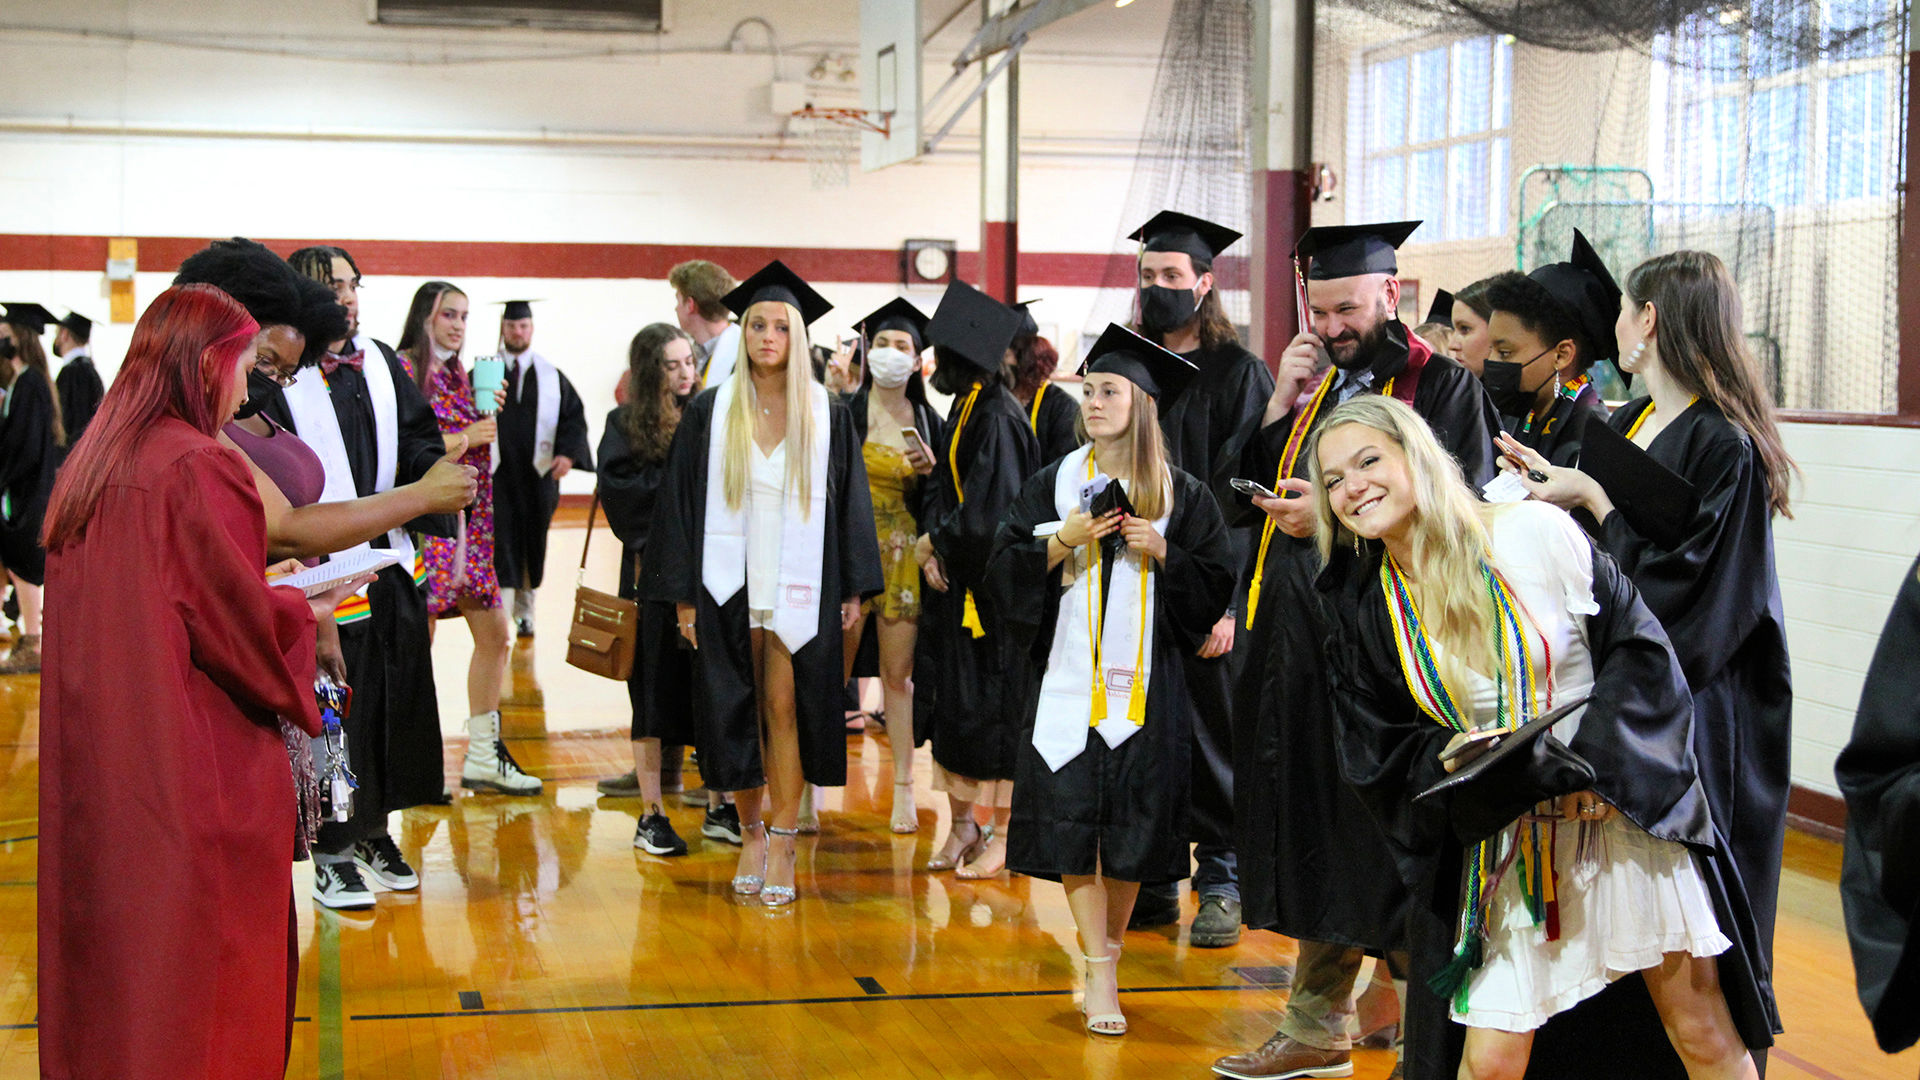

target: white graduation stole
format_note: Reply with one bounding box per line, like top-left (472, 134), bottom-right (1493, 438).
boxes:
top-left (505, 349), bottom-right (562, 474)
top-left (699, 379), bottom-right (831, 653)
top-left (1030, 444), bottom-right (1167, 771)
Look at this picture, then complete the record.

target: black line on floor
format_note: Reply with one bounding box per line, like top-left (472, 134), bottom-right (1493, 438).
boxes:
top-left (854, 977), bottom-right (886, 995)
top-left (458, 991), bottom-right (485, 1011)
top-left (0, 835), bottom-right (35, 844)
top-left (351, 982), bottom-right (1275, 1021)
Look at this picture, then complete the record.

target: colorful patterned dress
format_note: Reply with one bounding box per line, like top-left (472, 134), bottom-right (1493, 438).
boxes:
top-left (415, 357), bottom-right (501, 614)
top-left (862, 441), bottom-right (922, 620)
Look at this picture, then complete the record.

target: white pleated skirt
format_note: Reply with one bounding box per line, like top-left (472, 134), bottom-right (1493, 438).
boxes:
top-left (1454, 814), bottom-right (1731, 1032)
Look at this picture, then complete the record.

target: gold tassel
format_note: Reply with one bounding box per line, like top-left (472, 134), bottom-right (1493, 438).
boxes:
top-left (961, 590), bottom-right (986, 639)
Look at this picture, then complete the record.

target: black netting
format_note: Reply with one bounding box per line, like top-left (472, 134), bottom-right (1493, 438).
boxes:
top-left (1319, 0), bottom-right (1908, 410)
top-left (1083, 0), bottom-right (1253, 353)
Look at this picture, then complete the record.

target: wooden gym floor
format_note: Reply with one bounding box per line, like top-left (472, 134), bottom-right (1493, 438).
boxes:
top-left (0, 518), bottom-right (1912, 1079)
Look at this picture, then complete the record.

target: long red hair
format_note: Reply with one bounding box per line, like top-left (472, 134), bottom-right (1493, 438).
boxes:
top-left (43, 284), bottom-right (258, 551)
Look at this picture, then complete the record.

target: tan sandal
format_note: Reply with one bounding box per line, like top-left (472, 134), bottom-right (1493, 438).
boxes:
top-left (1080, 953), bottom-right (1127, 1036)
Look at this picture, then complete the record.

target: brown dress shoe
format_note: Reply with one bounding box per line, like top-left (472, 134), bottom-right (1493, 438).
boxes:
top-left (1211, 1034), bottom-right (1354, 1080)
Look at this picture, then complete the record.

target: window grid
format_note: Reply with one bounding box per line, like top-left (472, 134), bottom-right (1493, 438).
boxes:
top-left (1361, 35), bottom-right (1515, 242)
top-left (1664, 1), bottom-right (1899, 209)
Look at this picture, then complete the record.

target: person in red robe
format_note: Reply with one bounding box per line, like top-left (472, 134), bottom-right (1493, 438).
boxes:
top-left (36, 284), bottom-right (359, 1079)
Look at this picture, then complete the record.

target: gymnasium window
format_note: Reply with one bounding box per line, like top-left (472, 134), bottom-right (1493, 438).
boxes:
top-left (1358, 35), bottom-right (1514, 242)
top-left (1658, 0), bottom-right (1900, 210)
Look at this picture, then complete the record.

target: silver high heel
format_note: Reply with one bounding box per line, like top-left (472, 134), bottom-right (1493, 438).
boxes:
top-left (732, 821), bottom-right (766, 896)
top-left (762, 825), bottom-right (799, 907)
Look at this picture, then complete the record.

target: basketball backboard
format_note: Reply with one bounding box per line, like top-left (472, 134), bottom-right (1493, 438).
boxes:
top-left (860, 0), bottom-right (922, 171)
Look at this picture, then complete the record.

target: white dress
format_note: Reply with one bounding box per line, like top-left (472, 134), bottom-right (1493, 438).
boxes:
top-left (1443, 503), bottom-right (1731, 1033)
top-left (746, 440), bottom-right (786, 628)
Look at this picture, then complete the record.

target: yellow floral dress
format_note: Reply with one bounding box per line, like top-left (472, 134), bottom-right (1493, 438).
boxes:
top-left (863, 441), bottom-right (922, 619)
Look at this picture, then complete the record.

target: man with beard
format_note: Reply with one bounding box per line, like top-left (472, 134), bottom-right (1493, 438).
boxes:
top-left (488, 301), bottom-right (594, 639)
top-left (266, 244), bottom-right (460, 909)
top-left (1212, 221), bottom-right (1499, 1080)
top-left (1124, 211), bottom-right (1274, 948)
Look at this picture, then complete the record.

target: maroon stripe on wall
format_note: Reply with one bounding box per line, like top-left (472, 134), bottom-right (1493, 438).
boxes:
top-left (0, 233), bottom-right (1188, 290)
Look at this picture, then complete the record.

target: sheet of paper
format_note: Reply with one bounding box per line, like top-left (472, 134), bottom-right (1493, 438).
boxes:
top-left (268, 548), bottom-right (407, 598)
top-left (1482, 471), bottom-right (1530, 504)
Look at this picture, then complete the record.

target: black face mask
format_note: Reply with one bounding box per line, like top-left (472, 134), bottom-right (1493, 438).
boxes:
top-left (1139, 285), bottom-right (1200, 336)
top-left (0, 340), bottom-right (15, 362)
top-left (233, 368), bottom-right (284, 421)
top-left (1480, 348), bottom-right (1555, 419)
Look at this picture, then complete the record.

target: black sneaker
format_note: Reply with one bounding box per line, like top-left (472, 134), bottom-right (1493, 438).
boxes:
top-left (1127, 888), bottom-right (1182, 929)
top-left (702, 801), bottom-right (743, 845)
top-left (634, 813), bottom-right (689, 856)
top-left (312, 860), bottom-right (376, 909)
top-left (353, 835), bottom-right (421, 891)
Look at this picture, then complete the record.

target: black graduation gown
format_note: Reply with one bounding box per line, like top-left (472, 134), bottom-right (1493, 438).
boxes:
top-left (1317, 526), bottom-right (1777, 1080)
top-left (596, 409), bottom-right (693, 745)
top-left (1023, 381), bottom-right (1082, 465)
top-left (1520, 397), bottom-right (1792, 1080)
top-left (1591, 398), bottom-right (1791, 950)
top-left (0, 367), bottom-right (57, 585)
top-left (1510, 381), bottom-right (1608, 469)
top-left (54, 357), bottom-right (104, 450)
top-left (639, 389), bottom-right (883, 791)
top-left (493, 360), bottom-right (595, 593)
top-left (1222, 329), bottom-right (1502, 946)
top-left (1837, 554), bottom-right (1920, 1054)
top-left (259, 340), bottom-right (453, 837)
top-left (920, 383), bottom-right (1042, 781)
top-left (993, 463), bottom-right (1235, 883)
top-left (1162, 338), bottom-right (1276, 853)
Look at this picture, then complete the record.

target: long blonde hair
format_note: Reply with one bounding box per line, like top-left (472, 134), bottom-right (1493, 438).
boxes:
top-left (1075, 378), bottom-right (1172, 521)
top-left (1307, 396), bottom-right (1501, 684)
top-left (721, 301), bottom-right (818, 514)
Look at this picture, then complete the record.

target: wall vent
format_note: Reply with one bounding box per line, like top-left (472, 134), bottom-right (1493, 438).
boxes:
top-left (374, 0), bottom-right (666, 32)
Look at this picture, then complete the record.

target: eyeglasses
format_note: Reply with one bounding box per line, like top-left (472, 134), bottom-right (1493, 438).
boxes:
top-left (256, 362), bottom-right (299, 388)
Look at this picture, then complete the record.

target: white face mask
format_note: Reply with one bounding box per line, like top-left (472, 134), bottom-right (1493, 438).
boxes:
top-left (866, 345), bottom-right (917, 389)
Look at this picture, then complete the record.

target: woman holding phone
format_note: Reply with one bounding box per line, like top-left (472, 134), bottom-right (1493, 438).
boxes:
top-left (1496, 250), bottom-right (1794, 996)
top-left (1308, 395), bottom-right (1770, 1079)
top-left (988, 324), bottom-right (1233, 1035)
top-left (844, 299), bottom-right (941, 833)
top-left (398, 281), bottom-right (538, 795)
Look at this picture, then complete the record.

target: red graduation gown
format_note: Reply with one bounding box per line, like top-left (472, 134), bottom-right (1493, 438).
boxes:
top-left (39, 419), bottom-right (322, 1080)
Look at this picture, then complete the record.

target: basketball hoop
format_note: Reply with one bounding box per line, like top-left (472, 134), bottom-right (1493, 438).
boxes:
top-left (789, 107), bottom-right (890, 191)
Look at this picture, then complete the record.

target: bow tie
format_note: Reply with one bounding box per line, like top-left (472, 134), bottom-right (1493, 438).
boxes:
top-left (321, 350), bottom-right (365, 375)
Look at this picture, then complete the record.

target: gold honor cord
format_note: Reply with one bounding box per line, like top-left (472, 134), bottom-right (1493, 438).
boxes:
top-left (1244, 370), bottom-right (1396, 629)
top-left (1028, 381), bottom-right (1046, 432)
top-left (1622, 394), bottom-right (1695, 440)
top-left (1081, 454), bottom-right (1151, 725)
top-left (947, 382), bottom-right (987, 638)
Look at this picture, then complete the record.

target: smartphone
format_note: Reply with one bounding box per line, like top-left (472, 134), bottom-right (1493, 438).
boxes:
top-left (1230, 477), bottom-right (1278, 499)
top-left (1438, 728), bottom-right (1504, 766)
top-left (901, 427), bottom-right (928, 459)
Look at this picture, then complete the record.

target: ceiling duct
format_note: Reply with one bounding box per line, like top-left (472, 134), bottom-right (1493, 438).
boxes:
top-left (374, 0), bottom-right (667, 32)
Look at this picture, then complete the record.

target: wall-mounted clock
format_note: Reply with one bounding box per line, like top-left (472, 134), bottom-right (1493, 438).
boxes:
top-left (902, 239), bottom-right (957, 287)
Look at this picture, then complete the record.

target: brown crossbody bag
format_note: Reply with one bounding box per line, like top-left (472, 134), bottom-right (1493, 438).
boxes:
top-left (565, 488), bottom-right (639, 681)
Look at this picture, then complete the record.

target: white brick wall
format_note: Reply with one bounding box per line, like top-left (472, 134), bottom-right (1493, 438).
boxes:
top-left (1775, 421), bottom-right (1920, 797)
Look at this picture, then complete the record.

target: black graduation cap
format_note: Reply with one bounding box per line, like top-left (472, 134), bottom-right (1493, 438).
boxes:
top-left (856, 298), bottom-right (929, 352)
top-left (497, 300), bottom-right (539, 320)
top-left (1295, 221), bottom-right (1422, 280)
top-left (722, 260), bottom-right (832, 326)
top-left (58, 310), bottom-right (92, 337)
top-left (1012, 298), bottom-right (1043, 338)
top-left (1078, 323), bottom-right (1200, 407)
top-left (926, 281), bottom-right (1021, 375)
top-left (1425, 289), bottom-right (1455, 326)
top-left (2, 303), bottom-right (54, 333)
top-left (1128, 211), bottom-right (1243, 265)
top-left (1528, 229), bottom-right (1623, 364)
